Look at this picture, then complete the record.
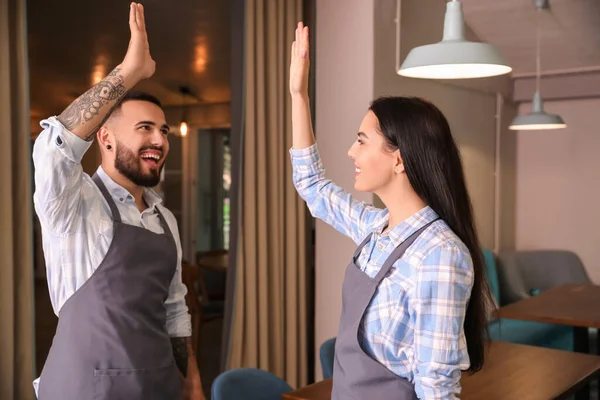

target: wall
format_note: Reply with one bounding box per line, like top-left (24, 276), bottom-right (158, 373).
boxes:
top-left (314, 0), bottom-right (375, 380)
top-left (515, 97), bottom-right (600, 283)
top-left (499, 98), bottom-right (518, 252)
top-left (314, 0), bottom-right (517, 379)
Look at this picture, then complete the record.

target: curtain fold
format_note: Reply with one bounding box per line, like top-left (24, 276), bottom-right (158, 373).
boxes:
top-left (223, 0), bottom-right (308, 389)
top-left (0, 0), bottom-right (35, 398)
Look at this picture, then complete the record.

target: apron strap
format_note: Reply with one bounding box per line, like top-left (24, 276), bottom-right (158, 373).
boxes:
top-left (373, 218), bottom-right (440, 283)
top-left (353, 233), bottom-right (374, 262)
top-left (92, 173), bottom-right (173, 237)
top-left (154, 207), bottom-right (173, 237)
top-left (92, 173), bottom-right (122, 223)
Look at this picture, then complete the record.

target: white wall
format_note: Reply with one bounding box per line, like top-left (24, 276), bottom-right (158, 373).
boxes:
top-left (314, 0), bottom-right (375, 380)
top-left (515, 97), bottom-right (600, 282)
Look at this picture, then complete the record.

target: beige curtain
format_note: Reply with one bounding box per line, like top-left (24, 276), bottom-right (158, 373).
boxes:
top-left (226, 0), bottom-right (308, 389)
top-left (0, 0), bottom-right (35, 398)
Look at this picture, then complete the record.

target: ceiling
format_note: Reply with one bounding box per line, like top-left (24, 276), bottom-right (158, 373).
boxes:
top-left (462, 0), bottom-right (600, 75)
top-left (27, 0), bottom-right (231, 132)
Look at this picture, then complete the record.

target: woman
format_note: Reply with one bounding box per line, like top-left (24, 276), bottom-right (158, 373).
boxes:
top-left (289, 22), bottom-right (492, 399)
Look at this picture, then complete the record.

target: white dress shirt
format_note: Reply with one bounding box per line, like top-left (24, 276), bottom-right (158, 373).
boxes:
top-left (31, 116), bottom-right (191, 393)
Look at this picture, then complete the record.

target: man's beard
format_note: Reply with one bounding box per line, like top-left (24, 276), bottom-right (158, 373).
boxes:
top-left (114, 143), bottom-right (163, 188)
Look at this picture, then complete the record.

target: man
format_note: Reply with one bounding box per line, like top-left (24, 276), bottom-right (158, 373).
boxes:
top-left (32, 3), bottom-right (204, 399)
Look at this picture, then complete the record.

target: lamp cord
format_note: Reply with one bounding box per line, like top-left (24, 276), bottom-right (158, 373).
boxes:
top-left (536, 8), bottom-right (541, 93)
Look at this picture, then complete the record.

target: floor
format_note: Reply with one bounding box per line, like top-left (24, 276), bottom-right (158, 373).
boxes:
top-left (35, 279), bottom-right (223, 399)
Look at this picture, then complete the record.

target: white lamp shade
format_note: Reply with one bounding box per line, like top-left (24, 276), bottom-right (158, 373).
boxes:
top-left (509, 92), bottom-right (567, 130)
top-left (398, 1), bottom-right (512, 79)
top-left (509, 113), bottom-right (566, 130)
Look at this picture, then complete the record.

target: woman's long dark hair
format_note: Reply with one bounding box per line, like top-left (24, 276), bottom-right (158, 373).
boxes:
top-left (369, 96), bottom-right (492, 373)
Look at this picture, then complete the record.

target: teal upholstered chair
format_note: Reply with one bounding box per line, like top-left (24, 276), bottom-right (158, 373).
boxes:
top-left (483, 248), bottom-right (573, 351)
top-left (320, 337), bottom-right (336, 379)
top-left (211, 368), bottom-right (293, 400)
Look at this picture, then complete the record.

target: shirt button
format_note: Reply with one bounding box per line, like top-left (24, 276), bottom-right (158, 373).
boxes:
top-left (377, 244), bottom-right (384, 250)
top-left (119, 198), bottom-right (124, 202)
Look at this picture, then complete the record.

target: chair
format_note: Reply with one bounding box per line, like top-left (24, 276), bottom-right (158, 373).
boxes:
top-left (211, 368), bottom-right (293, 400)
top-left (195, 249), bottom-right (228, 302)
top-left (482, 249), bottom-right (501, 305)
top-left (319, 337), bottom-right (336, 379)
top-left (194, 250), bottom-right (228, 331)
top-left (181, 262), bottom-right (203, 353)
top-left (484, 249), bottom-right (575, 351)
top-left (496, 250), bottom-right (590, 304)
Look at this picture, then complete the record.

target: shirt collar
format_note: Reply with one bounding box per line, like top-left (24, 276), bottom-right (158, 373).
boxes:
top-left (371, 205), bottom-right (439, 246)
top-left (96, 166), bottom-right (163, 209)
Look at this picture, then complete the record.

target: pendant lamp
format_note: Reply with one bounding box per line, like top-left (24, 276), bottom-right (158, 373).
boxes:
top-left (509, 0), bottom-right (566, 130)
top-left (397, 0), bottom-right (512, 79)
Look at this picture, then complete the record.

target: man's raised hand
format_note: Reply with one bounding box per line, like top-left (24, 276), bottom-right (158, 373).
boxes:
top-left (121, 2), bottom-right (156, 81)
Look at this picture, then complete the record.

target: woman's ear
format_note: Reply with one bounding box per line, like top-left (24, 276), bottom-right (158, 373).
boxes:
top-left (393, 149), bottom-right (404, 174)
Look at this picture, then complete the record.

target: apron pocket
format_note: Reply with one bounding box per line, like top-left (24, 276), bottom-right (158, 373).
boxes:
top-left (93, 362), bottom-right (181, 400)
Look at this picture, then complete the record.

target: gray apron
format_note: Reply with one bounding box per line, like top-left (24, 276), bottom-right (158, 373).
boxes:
top-left (332, 220), bottom-right (437, 400)
top-left (38, 174), bottom-right (182, 400)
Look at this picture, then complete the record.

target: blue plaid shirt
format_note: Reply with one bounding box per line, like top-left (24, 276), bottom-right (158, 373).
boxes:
top-left (290, 143), bottom-right (474, 399)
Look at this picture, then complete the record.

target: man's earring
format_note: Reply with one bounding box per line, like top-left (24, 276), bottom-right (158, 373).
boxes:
top-left (106, 145), bottom-right (112, 150)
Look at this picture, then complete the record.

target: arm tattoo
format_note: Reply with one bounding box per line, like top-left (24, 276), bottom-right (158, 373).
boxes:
top-left (171, 337), bottom-right (189, 378)
top-left (58, 67), bottom-right (127, 141)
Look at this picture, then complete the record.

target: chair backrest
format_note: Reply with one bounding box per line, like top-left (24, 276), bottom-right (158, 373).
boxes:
top-left (319, 337), bottom-right (336, 379)
top-left (482, 249), bottom-right (500, 306)
top-left (211, 368), bottom-right (293, 400)
top-left (181, 262), bottom-right (202, 313)
top-left (195, 249), bottom-right (228, 299)
top-left (497, 250), bottom-right (590, 305)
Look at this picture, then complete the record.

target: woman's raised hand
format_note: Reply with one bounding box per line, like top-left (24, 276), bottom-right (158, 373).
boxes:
top-left (289, 22), bottom-right (310, 97)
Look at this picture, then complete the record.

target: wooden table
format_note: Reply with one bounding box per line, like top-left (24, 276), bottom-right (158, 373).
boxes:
top-left (282, 341), bottom-right (600, 400)
top-left (460, 341), bottom-right (600, 400)
top-left (197, 253), bottom-right (229, 272)
top-left (497, 284), bottom-right (600, 329)
top-left (496, 284), bottom-right (600, 400)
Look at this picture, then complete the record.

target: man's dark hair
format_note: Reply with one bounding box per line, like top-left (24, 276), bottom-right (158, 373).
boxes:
top-left (104, 91), bottom-right (163, 126)
top-left (116, 90), bottom-right (162, 110)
